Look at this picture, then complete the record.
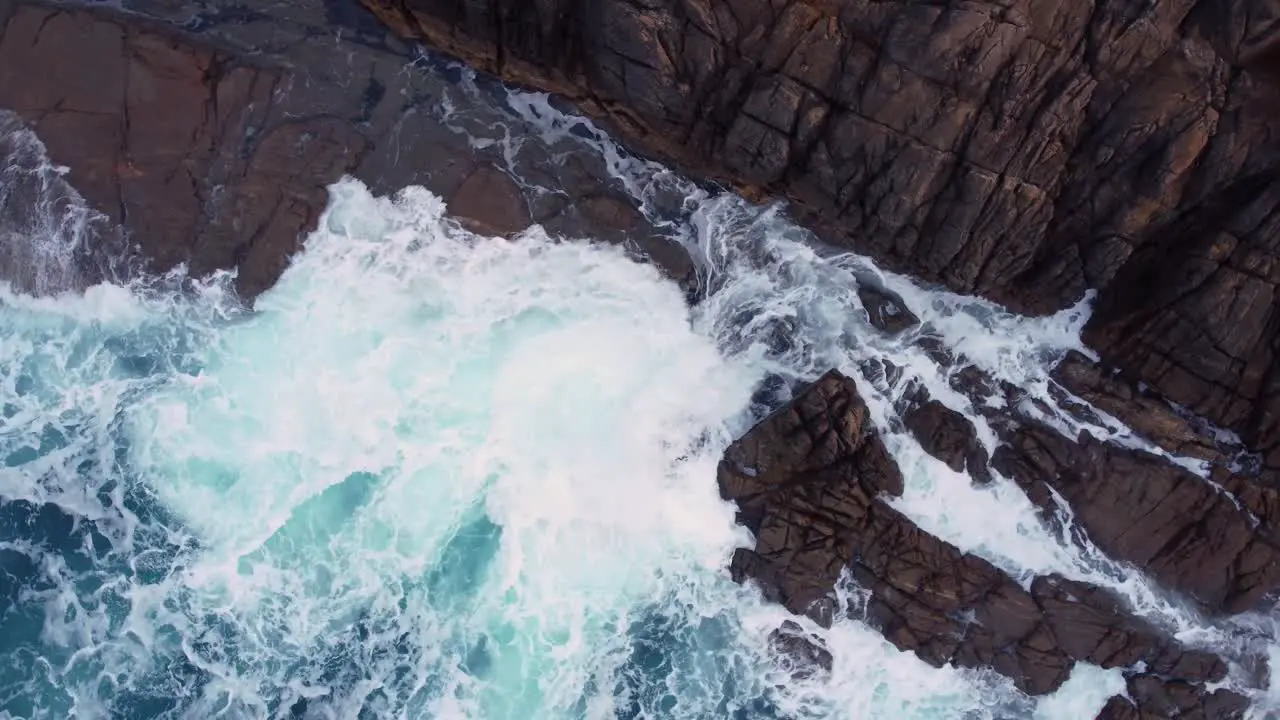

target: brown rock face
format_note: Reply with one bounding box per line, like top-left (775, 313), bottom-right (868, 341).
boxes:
top-left (358, 0), bottom-right (1280, 498)
top-left (0, 5), bottom-right (363, 299)
top-left (0, 0), bottom-right (696, 300)
top-left (993, 423), bottom-right (1280, 613)
top-left (447, 164), bottom-right (531, 237)
top-left (359, 0), bottom-right (1279, 310)
top-left (1095, 674), bottom-right (1250, 720)
top-left (720, 370), bottom-right (1230, 697)
top-left (1051, 350), bottom-right (1228, 461)
top-left (719, 369), bottom-right (905, 621)
top-left (901, 390), bottom-right (992, 483)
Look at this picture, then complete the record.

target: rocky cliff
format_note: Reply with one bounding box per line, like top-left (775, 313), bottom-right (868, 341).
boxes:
top-left (0, 0), bottom-right (694, 299)
top-left (3, 0), bottom-right (1278, 716)
top-left (358, 0), bottom-right (1280, 502)
top-left (720, 370), bottom-right (1253, 717)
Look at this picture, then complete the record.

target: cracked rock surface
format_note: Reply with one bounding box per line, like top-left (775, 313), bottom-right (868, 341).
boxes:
top-left (718, 370), bottom-right (1242, 711)
top-left (359, 0), bottom-right (1280, 498)
top-left (0, 0), bottom-right (695, 299)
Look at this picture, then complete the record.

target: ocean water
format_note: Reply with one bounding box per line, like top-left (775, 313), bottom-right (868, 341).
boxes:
top-left (1, 73), bottom-right (1278, 720)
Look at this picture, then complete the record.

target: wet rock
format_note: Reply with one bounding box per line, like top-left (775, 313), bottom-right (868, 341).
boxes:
top-left (901, 389), bottom-right (991, 483)
top-left (992, 423), bottom-right (1280, 614)
top-left (914, 336), bottom-right (956, 369)
top-left (1082, 175), bottom-right (1280, 502)
top-left (0, 5), bottom-right (361, 299)
top-left (767, 620), bottom-right (833, 681)
top-left (0, 0), bottom-right (680, 303)
top-left (1096, 674), bottom-right (1250, 720)
top-left (446, 165), bottom-right (531, 237)
top-left (857, 284), bottom-right (919, 335)
top-left (359, 0), bottom-right (1280, 314)
top-left (1214, 466), bottom-right (1280, 545)
top-left (631, 233), bottom-right (698, 299)
top-left (719, 369), bottom-right (904, 620)
top-left (359, 0), bottom-right (1280, 491)
top-left (947, 365), bottom-right (1003, 414)
top-left (1030, 575), bottom-right (1225, 683)
top-left (721, 369), bottom-right (1230, 697)
top-left (1051, 351), bottom-right (1227, 461)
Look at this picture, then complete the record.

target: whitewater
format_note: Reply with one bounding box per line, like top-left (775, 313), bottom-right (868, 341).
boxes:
top-left (1, 66), bottom-right (1277, 720)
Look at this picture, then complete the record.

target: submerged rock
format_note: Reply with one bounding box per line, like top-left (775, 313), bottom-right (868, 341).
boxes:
top-left (856, 284), bottom-right (919, 335)
top-left (720, 369), bottom-right (1232, 697)
top-left (767, 620), bottom-right (833, 682)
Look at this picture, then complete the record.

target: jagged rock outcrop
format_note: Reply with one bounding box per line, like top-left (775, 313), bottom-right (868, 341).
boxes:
top-left (901, 388), bottom-right (992, 482)
top-left (0, 0), bottom-right (694, 299)
top-left (768, 620), bottom-right (834, 681)
top-left (359, 0), bottom-right (1280, 501)
top-left (720, 369), bottom-right (1232, 697)
top-left (720, 369), bottom-right (905, 622)
top-left (1051, 350), bottom-right (1230, 462)
top-left (1095, 674), bottom-right (1250, 720)
top-left (993, 423), bottom-right (1280, 614)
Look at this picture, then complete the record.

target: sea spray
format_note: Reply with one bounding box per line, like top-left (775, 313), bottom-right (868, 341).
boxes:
top-left (3, 177), bottom-right (1050, 718)
top-left (1, 57), bottom-right (1277, 717)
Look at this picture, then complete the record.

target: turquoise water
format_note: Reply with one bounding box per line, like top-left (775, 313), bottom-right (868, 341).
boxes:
top-left (5, 81), bottom-right (1276, 715)
top-left (1, 179), bottom-right (1036, 719)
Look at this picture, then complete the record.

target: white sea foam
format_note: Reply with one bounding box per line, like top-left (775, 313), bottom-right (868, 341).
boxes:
top-left (2, 59), bottom-right (1278, 719)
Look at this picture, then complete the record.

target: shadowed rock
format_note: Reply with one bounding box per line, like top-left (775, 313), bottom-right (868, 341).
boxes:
top-left (1095, 674), bottom-right (1250, 720)
top-left (1051, 350), bottom-right (1229, 461)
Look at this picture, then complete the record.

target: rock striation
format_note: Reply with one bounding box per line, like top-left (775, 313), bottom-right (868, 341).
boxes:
top-left (719, 370), bottom-right (1239, 707)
